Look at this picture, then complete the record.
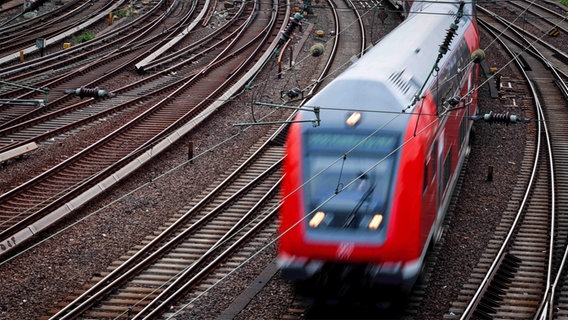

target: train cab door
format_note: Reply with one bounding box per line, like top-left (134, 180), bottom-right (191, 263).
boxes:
top-left (421, 139), bottom-right (438, 246)
top-left (430, 133), bottom-right (447, 246)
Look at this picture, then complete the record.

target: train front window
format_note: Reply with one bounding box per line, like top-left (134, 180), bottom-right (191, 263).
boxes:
top-left (302, 131), bottom-right (399, 238)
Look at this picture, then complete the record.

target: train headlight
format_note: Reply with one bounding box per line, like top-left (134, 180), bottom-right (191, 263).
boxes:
top-left (309, 211), bottom-right (326, 228)
top-left (368, 214), bottom-right (383, 230)
top-left (346, 112), bottom-right (361, 126)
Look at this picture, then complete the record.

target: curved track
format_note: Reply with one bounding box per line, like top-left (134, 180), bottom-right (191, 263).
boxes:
top-left (447, 2), bottom-right (568, 319)
top-left (0, 0), bottom-right (273, 152)
top-left (0, 0), bottom-right (285, 257)
top-left (47, 135), bottom-right (283, 319)
top-left (0, 0), bottom-right (204, 126)
top-left (0, 0), bottom-right (119, 57)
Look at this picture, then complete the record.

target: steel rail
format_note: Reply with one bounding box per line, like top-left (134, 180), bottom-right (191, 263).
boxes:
top-left (459, 16), bottom-right (557, 319)
top-left (476, 5), bottom-right (568, 77)
top-left (0, 0), bottom-right (194, 129)
top-left (0, 0), bottom-right (287, 258)
top-left (0, 0), bottom-right (83, 35)
top-left (0, 0), bottom-right (127, 65)
top-left (51, 155), bottom-right (282, 319)
top-left (0, 14), bottom-right (260, 155)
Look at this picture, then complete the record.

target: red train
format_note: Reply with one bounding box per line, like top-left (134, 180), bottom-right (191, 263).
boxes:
top-left (277, 0), bottom-right (484, 298)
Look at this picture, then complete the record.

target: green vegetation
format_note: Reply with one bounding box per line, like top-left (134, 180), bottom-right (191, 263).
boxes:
top-left (72, 31), bottom-right (96, 43)
top-left (114, 9), bottom-right (129, 18)
top-left (559, 0), bottom-right (568, 5)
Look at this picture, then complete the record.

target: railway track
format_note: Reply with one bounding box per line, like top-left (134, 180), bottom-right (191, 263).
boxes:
top-left (45, 134), bottom-right (284, 319)
top-left (46, 0), bottom-right (373, 314)
top-left (0, 0), bottom-right (25, 18)
top-left (0, 0), bottom-right (204, 125)
top-left (498, 0), bottom-right (568, 46)
top-left (0, 0), bottom-right (118, 57)
top-left (0, 0), bottom-right (266, 149)
top-left (446, 1), bottom-right (568, 318)
top-left (477, 1), bottom-right (568, 77)
top-left (0, 0), bottom-right (132, 68)
top-left (0, 0), bottom-right (286, 257)
top-left (0, 0), bottom-right (76, 31)
top-left (193, 0), bottom-right (377, 317)
top-left (3, 0), bottom-right (566, 319)
top-left (0, 0), bottom-right (348, 316)
top-left (314, 0), bottom-right (365, 89)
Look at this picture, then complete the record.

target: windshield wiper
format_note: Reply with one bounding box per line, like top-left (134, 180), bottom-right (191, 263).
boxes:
top-left (343, 174), bottom-right (375, 229)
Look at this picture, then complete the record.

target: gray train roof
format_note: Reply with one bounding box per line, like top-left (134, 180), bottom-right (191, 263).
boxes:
top-left (299, 1), bottom-right (473, 132)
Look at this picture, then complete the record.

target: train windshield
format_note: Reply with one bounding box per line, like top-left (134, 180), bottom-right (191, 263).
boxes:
top-left (302, 130), bottom-right (399, 241)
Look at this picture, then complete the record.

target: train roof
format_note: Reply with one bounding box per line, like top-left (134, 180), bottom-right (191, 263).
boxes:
top-left (300, 1), bottom-right (474, 131)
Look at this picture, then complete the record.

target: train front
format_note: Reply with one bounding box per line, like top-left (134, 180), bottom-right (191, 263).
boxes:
top-left (276, 75), bottom-right (427, 295)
